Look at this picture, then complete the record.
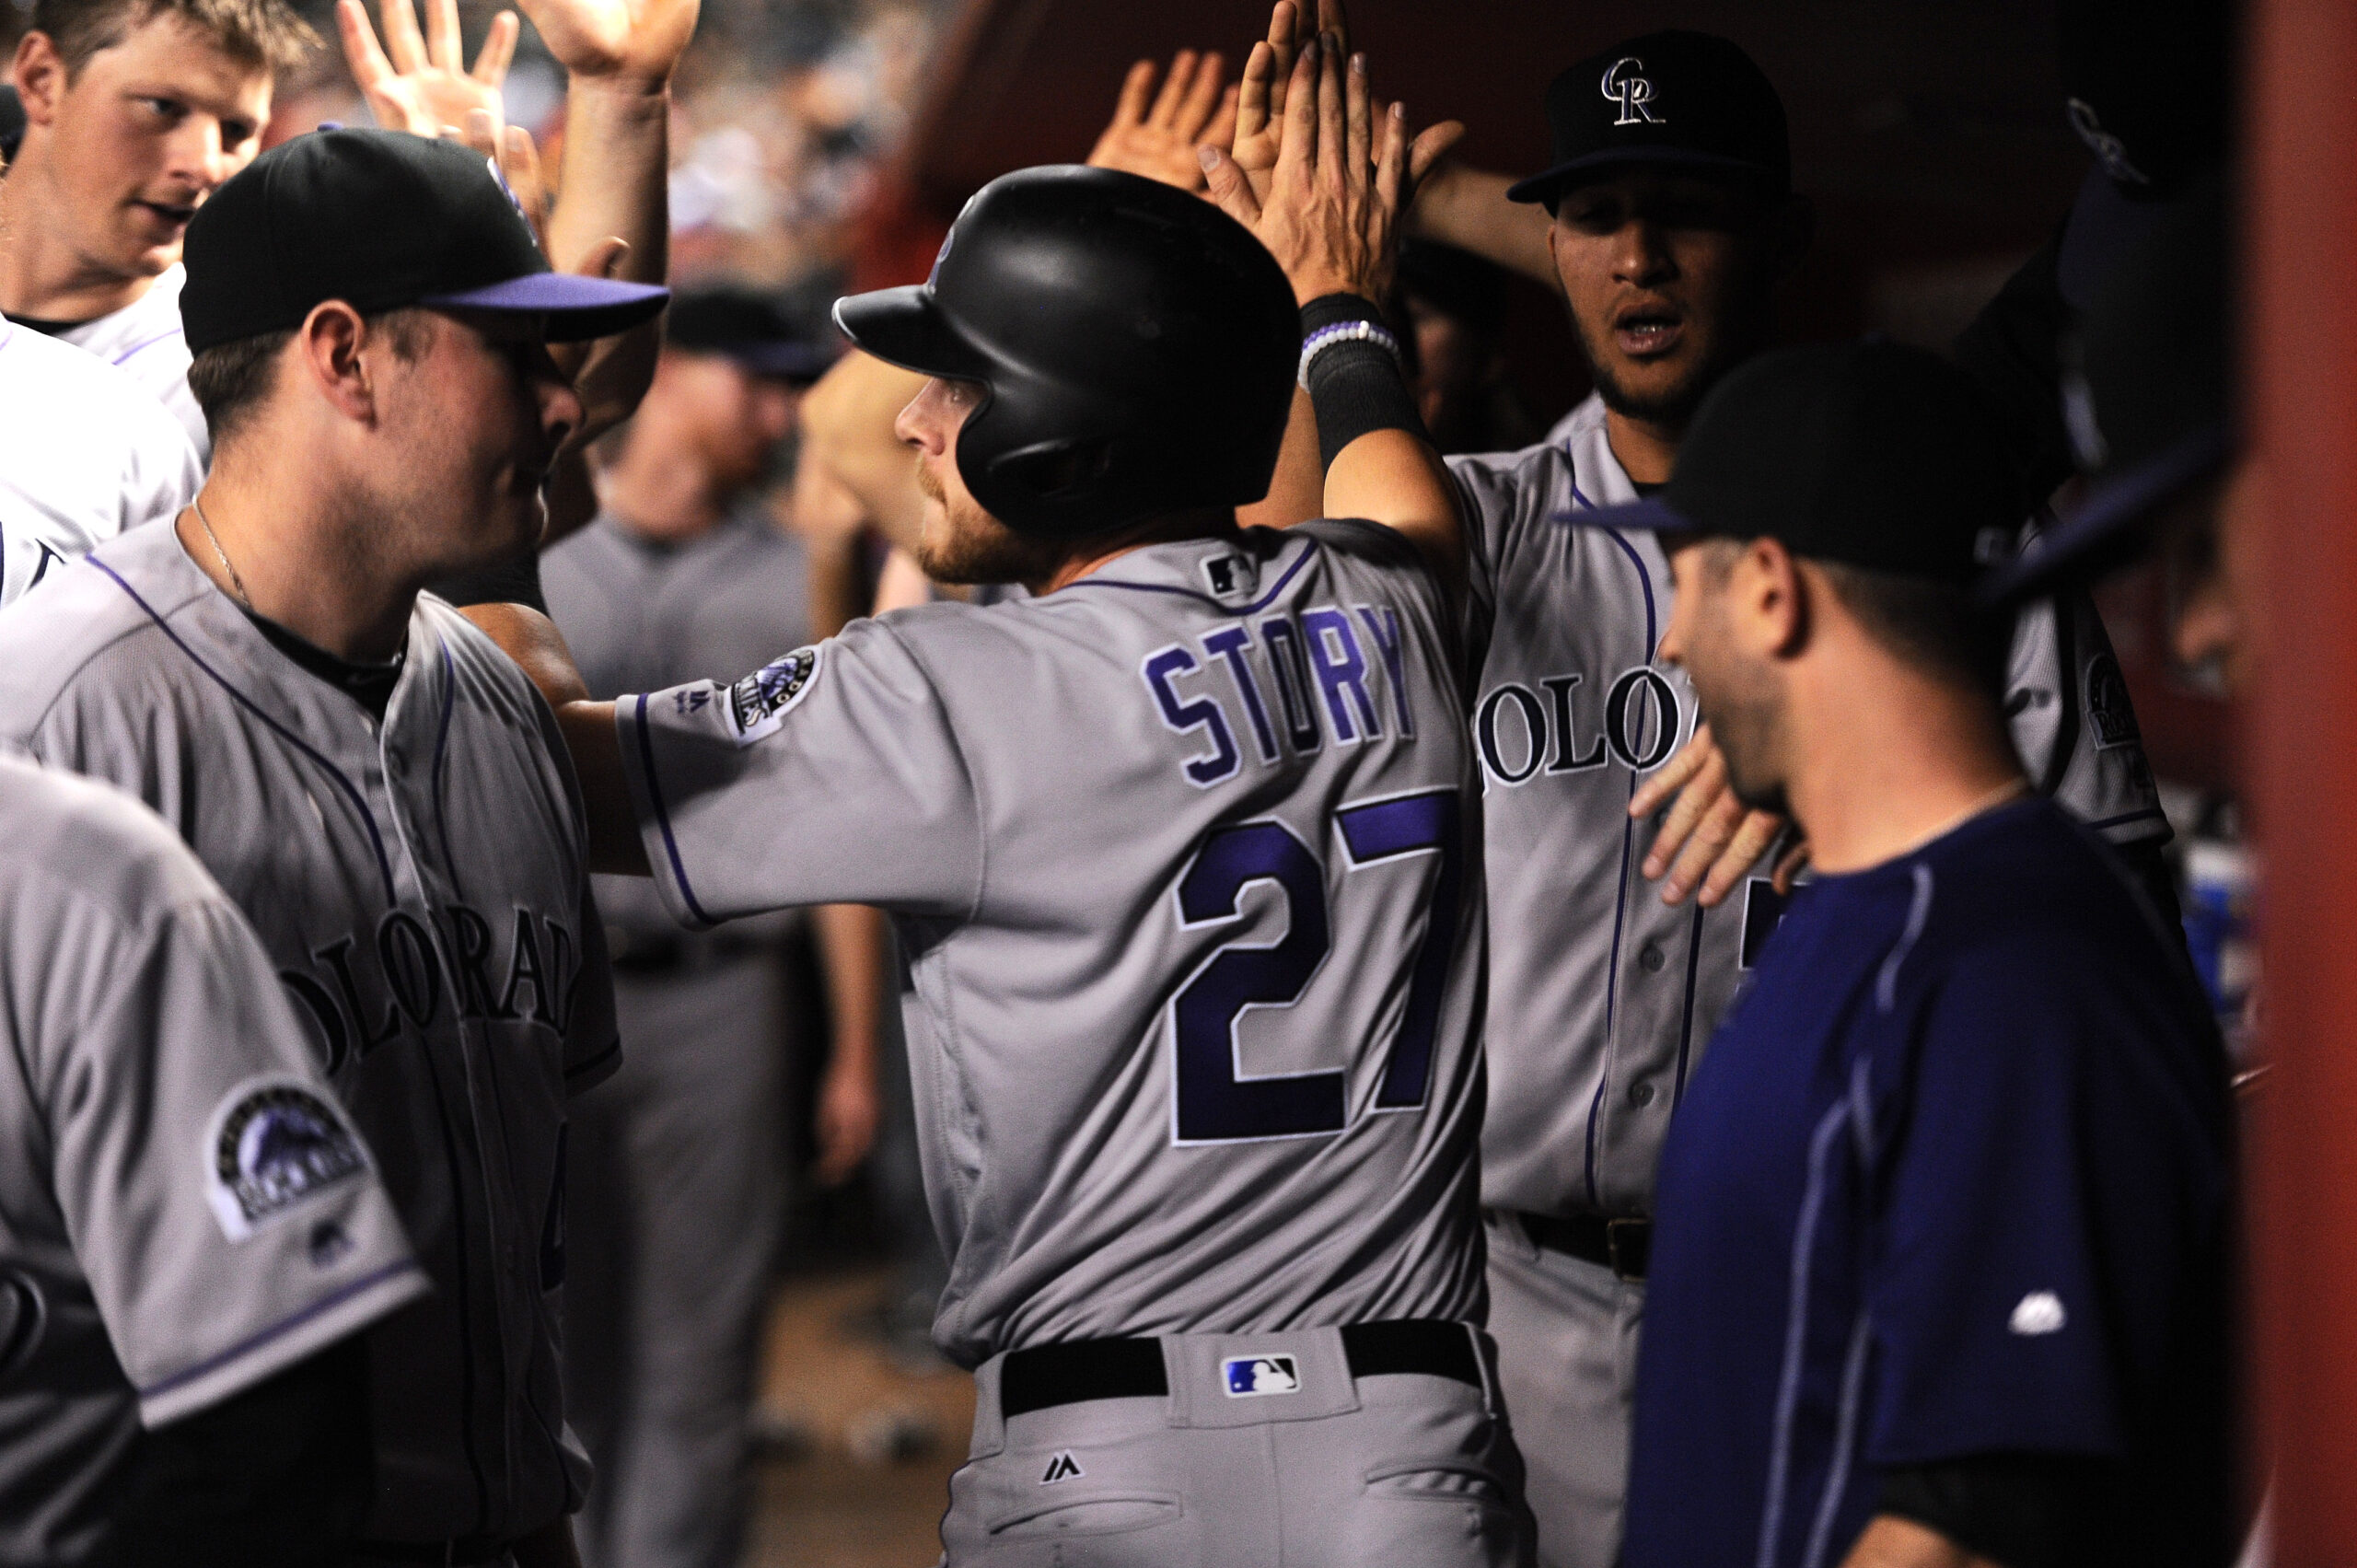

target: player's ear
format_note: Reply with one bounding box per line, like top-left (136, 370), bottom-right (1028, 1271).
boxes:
top-left (295, 301), bottom-right (379, 424)
top-left (14, 31), bottom-right (66, 122)
top-left (1742, 536), bottom-right (1808, 659)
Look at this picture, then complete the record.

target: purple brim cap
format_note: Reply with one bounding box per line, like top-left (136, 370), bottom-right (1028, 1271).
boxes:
top-left (419, 273), bottom-right (671, 342)
top-left (1506, 145), bottom-right (1781, 205)
top-left (1973, 424), bottom-right (2233, 609)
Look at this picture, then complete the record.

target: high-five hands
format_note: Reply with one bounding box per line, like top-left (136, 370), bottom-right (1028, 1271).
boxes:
top-left (1201, 34), bottom-right (1411, 306)
top-left (1627, 724), bottom-right (1809, 907)
top-left (1087, 50), bottom-right (1239, 192)
top-left (1230, 0), bottom-right (1461, 211)
top-left (514, 0), bottom-right (698, 88)
top-left (338, 0), bottom-right (517, 137)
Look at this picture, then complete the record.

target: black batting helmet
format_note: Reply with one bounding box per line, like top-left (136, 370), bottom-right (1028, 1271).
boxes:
top-left (833, 166), bottom-right (1299, 538)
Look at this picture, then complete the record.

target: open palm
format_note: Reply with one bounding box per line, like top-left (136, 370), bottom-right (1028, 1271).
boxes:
top-left (516, 0), bottom-right (699, 85)
top-left (338, 0), bottom-right (516, 135)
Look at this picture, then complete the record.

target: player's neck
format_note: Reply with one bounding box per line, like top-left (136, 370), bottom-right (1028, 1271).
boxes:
top-left (1601, 408), bottom-right (1681, 487)
top-left (1036, 507), bottom-right (1243, 596)
top-left (1781, 653), bottom-right (2025, 876)
top-left (179, 462), bottom-right (418, 665)
top-left (0, 145), bottom-right (155, 323)
top-left (600, 440), bottom-right (733, 544)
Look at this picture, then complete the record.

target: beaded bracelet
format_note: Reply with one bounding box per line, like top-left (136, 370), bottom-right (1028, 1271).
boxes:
top-left (1298, 318), bottom-right (1403, 389)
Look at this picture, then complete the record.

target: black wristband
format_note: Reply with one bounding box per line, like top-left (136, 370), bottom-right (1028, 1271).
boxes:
top-left (426, 549), bottom-right (548, 615)
top-left (1299, 294), bottom-right (1428, 470)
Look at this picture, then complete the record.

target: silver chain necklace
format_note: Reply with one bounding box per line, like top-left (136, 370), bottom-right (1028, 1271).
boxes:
top-left (190, 497), bottom-right (253, 610)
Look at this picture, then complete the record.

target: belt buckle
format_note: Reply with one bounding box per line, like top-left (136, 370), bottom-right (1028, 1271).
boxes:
top-left (1606, 1218), bottom-right (1644, 1282)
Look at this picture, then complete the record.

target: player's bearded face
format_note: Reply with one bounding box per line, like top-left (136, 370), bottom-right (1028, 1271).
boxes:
top-left (1662, 540), bottom-right (1790, 816)
top-left (1551, 173), bottom-right (1782, 431)
top-left (904, 381), bottom-right (1062, 587)
top-left (37, 14), bottom-right (272, 279)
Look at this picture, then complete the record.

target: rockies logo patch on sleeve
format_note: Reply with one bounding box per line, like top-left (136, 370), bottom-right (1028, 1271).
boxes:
top-left (203, 1075), bottom-right (371, 1243)
top-left (725, 646), bottom-right (822, 746)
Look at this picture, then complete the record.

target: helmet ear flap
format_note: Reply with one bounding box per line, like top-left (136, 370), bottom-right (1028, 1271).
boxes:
top-left (987, 437), bottom-right (1115, 503)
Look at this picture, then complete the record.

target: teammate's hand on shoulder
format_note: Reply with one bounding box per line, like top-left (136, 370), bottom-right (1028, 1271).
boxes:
top-left (338, 0), bottom-right (516, 139)
top-left (1630, 724), bottom-right (1801, 908)
top-left (516, 0), bottom-right (697, 91)
top-left (1086, 50), bottom-right (1238, 193)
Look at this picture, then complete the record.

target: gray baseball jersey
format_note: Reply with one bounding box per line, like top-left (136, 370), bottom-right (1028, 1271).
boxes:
top-left (616, 520), bottom-right (1488, 1368)
top-left (47, 265), bottom-right (211, 462)
top-left (0, 753), bottom-right (424, 1566)
top-left (0, 523), bottom-right (620, 1544)
top-left (0, 314), bottom-right (200, 608)
top-left (1456, 392), bottom-right (2167, 1222)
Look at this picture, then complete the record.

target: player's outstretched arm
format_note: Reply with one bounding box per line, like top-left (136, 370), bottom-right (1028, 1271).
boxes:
top-left (512, 0), bottom-right (698, 437)
top-left (1204, 35), bottom-right (1467, 604)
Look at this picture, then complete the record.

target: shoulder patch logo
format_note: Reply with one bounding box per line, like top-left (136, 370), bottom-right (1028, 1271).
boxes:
top-left (1222, 1354), bottom-right (1301, 1397)
top-left (1202, 553), bottom-right (1258, 600)
top-left (2084, 652), bottom-right (2142, 751)
top-left (1039, 1451), bottom-right (1084, 1484)
top-left (203, 1075), bottom-right (370, 1243)
top-left (726, 646), bottom-right (822, 746)
top-left (2008, 1291), bottom-right (2068, 1336)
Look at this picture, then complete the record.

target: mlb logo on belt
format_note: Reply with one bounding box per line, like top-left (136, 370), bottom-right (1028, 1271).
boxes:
top-left (1222, 1354), bottom-right (1302, 1397)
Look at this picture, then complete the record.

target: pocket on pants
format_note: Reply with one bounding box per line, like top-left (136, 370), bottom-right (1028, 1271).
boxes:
top-left (1350, 1461), bottom-right (1529, 1568)
top-left (983, 1493), bottom-right (1184, 1540)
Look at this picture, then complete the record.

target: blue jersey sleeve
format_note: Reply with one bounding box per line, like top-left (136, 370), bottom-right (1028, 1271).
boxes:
top-left (1864, 929), bottom-right (2227, 1469)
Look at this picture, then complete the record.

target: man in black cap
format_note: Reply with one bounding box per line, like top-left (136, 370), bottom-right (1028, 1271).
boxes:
top-left (0, 125), bottom-right (669, 1568)
top-left (1616, 341), bottom-right (2233, 1568)
top-left (1224, 21), bottom-right (2171, 1565)
top-left (537, 284), bottom-right (858, 1568)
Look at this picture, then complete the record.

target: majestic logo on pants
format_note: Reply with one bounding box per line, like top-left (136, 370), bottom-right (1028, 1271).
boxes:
top-left (1039, 1451), bottom-right (1085, 1483)
top-left (1223, 1354), bottom-right (1302, 1396)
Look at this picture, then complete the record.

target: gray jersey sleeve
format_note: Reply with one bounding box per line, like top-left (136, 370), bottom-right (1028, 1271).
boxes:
top-left (2004, 584), bottom-right (2169, 846)
top-left (10, 767), bottom-right (425, 1428)
top-left (616, 616), bottom-right (983, 927)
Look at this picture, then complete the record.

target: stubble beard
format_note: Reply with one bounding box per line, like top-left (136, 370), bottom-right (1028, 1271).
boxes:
top-left (913, 461), bottom-right (1062, 588)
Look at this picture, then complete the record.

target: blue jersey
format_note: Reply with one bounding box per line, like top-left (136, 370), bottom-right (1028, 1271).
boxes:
top-left (1624, 797), bottom-right (2231, 1568)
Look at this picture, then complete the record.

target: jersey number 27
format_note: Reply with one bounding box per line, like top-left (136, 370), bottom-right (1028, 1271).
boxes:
top-left (1172, 789), bottom-right (1462, 1143)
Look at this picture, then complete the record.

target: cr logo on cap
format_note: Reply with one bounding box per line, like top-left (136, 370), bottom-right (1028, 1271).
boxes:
top-left (1601, 57), bottom-right (1664, 127)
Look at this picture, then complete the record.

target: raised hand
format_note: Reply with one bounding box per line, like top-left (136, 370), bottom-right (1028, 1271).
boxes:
top-left (1086, 50), bottom-right (1238, 192)
top-left (1203, 36), bottom-right (1407, 305)
top-left (338, 0), bottom-right (517, 137)
top-left (442, 108), bottom-right (555, 255)
top-left (1230, 0), bottom-right (1459, 209)
top-left (516, 0), bottom-right (698, 87)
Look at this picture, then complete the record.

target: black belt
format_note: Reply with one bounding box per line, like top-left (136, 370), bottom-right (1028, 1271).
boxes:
top-left (350, 1538), bottom-right (514, 1565)
top-left (1516, 1210), bottom-right (1651, 1281)
top-left (999, 1319), bottom-right (1481, 1418)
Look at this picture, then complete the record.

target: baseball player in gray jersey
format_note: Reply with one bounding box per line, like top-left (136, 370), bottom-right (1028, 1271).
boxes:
top-left (0, 751), bottom-right (424, 1566)
top-left (481, 50), bottom-right (1533, 1565)
top-left (0, 128), bottom-right (670, 1565)
top-left (1233, 17), bottom-right (2175, 1566)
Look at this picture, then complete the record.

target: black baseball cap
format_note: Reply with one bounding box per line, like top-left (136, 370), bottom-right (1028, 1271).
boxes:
top-left (180, 128), bottom-right (669, 355)
top-left (1583, 340), bottom-right (2025, 584)
top-left (666, 286), bottom-right (838, 382)
top-left (1506, 31), bottom-right (1790, 209)
top-left (1976, 175), bottom-right (2231, 608)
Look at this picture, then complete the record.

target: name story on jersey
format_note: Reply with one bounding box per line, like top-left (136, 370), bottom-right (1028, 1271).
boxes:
top-left (1141, 602), bottom-right (1419, 783)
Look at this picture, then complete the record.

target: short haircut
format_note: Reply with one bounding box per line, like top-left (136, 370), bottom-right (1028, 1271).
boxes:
top-left (187, 308), bottom-right (433, 445)
top-left (32, 0), bottom-right (317, 76)
top-left (1817, 560), bottom-right (2011, 698)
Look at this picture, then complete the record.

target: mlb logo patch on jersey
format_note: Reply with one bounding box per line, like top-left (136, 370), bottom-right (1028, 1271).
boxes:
top-left (1200, 552), bottom-right (1259, 601)
top-left (1222, 1354), bottom-right (1302, 1397)
top-left (203, 1074), bottom-right (372, 1243)
top-left (726, 646), bottom-right (821, 746)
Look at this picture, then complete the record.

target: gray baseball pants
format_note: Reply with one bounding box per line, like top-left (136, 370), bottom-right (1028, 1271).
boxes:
top-left (1482, 1213), bottom-right (1645, 1568)
top-left (942, 1324), bottom-right (1535, 1566)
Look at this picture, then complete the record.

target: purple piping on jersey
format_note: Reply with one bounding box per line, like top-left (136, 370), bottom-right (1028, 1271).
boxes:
top-left (1757, 1095), bottom-right (1858, 1568)
top-left (1061, 532), bottom-right (1320, 615)
top-left (633, 692), bottom-right (718, 925)
top-left (136, 1260), bottom-right (424, 1401)
top-left (1673, 901), bottom-right (1705, 1105)
top-left (1801, 1311), bottom-right (1877, 1568)
top-left (2088, 806), bottom-right (2169, 833)
top-left (1581, 521), bottom-right (1659, 1210)
top-left (110, 328), bottom-right (182, 366)
top-left (90, 558), bottom-right (400, 902)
